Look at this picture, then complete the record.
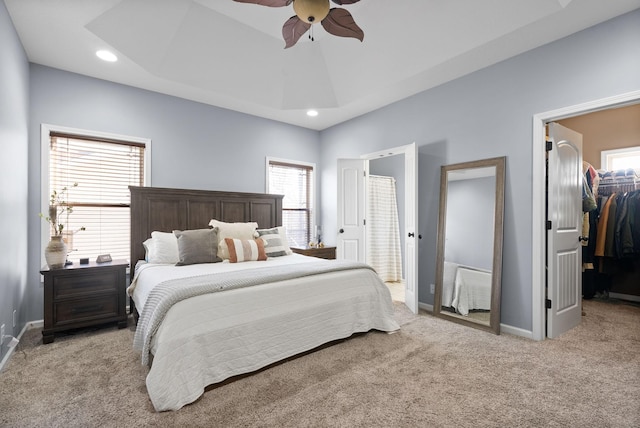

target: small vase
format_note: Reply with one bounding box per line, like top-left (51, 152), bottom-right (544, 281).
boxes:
top-left (45, 235), bottom-right (68, 269)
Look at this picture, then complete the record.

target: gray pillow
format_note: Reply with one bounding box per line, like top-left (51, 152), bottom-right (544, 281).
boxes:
top-left (257, 227), bottom-right (288, 257)
top-left (173, 227), bottom-right (222, 265)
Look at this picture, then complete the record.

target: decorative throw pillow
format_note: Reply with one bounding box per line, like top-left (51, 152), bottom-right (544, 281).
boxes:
top-left (208, 219), bottom-right (259, 259)
top-left (147, 231), bottom-right (180, 264)
top-left (173, 227), bottom-right (222, 266)
top-left (257, 227), bottom-right (291, 257)
top-left (225, 238), bottom-right (267, 263)
top-left (142, 238), bottom-right (154, 262)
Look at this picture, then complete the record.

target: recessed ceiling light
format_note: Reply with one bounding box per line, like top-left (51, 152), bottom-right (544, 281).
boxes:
top-left (96, 50), bottom-right (118, 62)
top-left (307, 109), bottom-right (319, 117)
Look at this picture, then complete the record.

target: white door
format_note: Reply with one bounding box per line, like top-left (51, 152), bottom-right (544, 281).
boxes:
top-left (342, 143), bottom-right (419, 314)
top-left (337, 159), bottom-right (366, 262)
top-left (547, 122), bottom-right (583, 338)
top-left (404, 143), bottom-right (419, 314)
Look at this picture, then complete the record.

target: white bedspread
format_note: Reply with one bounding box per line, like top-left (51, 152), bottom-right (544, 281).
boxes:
top-left (441, 261), bottom-right (459, 307)
top-left (451, 266), bottom-right (492, 316)
top-left (130, 254), bottom-right (399, 411)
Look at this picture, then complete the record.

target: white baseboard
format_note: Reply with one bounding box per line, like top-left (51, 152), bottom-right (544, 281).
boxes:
top-left (418, 302), bottom-right (433, 312)
top-left (417, 302), bottom-right (535, 340)
top-left (500, 323), bottom-right (535, 340)
top-left (27, 320), bottom-right (44, 329)
top-left (609, 292), bottom-right (640, 303)
top-left (0, 320), bottom-right (43, 372)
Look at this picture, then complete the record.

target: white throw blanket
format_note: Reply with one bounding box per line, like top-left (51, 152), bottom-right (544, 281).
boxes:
top-left (133, 260), bottom-right (375, 365)
top-left (451, 266), bottom-right (492, 315)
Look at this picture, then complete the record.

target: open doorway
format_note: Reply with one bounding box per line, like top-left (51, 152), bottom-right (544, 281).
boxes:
top-left (337, 143), bottom-right (419, 313)
top-left (532, 90), bottom-right (640, 340)
top-left (369, 154), bottom-right (406, 303)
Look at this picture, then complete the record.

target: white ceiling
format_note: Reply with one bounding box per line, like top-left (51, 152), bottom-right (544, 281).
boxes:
top-left (6, 0), bottom-right (640, 130)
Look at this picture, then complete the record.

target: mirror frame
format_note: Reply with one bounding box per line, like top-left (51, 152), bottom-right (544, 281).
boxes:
top-left (433, 156), bottom-right (506, 334)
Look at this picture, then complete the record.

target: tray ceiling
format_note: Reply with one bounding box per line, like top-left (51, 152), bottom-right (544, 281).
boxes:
top-left (6, 0), bottom-right (640, 130)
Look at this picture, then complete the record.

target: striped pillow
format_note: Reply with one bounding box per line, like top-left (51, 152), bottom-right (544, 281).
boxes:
top-left (225, 238), bottom-right (267, 263)
top-left (257, 227), bottom-right (292, 257)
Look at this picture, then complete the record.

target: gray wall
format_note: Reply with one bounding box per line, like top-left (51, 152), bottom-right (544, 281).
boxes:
top-left (26, 65), bottom-right (321, 322)
top-left (0, 0), bottom-right (29, 362)
top-left (320, 9), bottom-right (640, 332)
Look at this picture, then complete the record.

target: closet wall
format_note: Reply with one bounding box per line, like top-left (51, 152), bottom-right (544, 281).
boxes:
top-left (559, 103), bottom-right (640, 298)
top-left (560, 104), bottom-right (640, 169)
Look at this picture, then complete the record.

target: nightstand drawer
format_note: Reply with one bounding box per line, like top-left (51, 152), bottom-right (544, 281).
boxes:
top-left (41, 259), bottom-right (129, 343)
top-left (54, 295), bottom-right (118, 325)
top-left (53, 271), bottom-right (119, 299)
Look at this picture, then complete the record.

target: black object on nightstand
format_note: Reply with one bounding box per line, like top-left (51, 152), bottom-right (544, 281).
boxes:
top-left (40, 259), bottom-right (129, 344)
top-left (291, 246), bottom-right (336, 260)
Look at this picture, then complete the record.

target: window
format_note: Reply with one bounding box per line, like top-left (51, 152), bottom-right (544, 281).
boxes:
top-left (43, 125), bottom-right (150, 262)
top-left (266, 158), bottom-right (315, 247)
top-left (601, 146), bottom-right (640, 174)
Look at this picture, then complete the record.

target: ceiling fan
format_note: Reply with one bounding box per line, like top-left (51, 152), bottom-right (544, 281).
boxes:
top-left (233, 0), bottom-right (364, 48)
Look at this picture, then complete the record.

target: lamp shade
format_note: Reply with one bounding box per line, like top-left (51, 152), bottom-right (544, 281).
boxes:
top-left (293, 0), bottom-right (330, 24)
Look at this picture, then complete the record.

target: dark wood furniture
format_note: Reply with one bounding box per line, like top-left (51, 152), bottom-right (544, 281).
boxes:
top-left (129, 186), bottom-right (284, 318)
top-left (40, 260), bottom-right (129, 344)
top-left (291, 246), bottom-right (336, 260)
top-left (129, 186), bottom-right (283, 266)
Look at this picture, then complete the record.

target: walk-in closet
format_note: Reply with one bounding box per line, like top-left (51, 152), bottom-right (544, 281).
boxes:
top-left (558, 104), bottom-right (640, 306)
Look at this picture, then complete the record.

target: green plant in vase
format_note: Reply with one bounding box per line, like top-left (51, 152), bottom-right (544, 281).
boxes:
top-left (40, 183), bottom-right (85, 268)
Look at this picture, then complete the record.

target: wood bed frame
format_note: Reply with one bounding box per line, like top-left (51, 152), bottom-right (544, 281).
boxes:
top-left (129, 186), bottom-right (284, 266)
top-left (129, 186), bottom-right (284, 318)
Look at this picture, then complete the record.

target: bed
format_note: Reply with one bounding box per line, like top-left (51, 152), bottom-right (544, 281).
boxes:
top-left (128, 186), bottom-right (400, 411)
top-left (441, 261), bottom-right (492, 316)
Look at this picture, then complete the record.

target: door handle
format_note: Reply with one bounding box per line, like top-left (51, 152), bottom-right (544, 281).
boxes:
top-left (579, 236), bottom-right (589, 242)
top-left (339, 229), bottom-right (344, 234)
top-left (408, 232), bottom-right (415, 237)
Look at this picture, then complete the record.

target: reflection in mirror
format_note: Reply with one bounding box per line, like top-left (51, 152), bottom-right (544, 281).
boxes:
top-left (434, 157), bottom-right (505, 334)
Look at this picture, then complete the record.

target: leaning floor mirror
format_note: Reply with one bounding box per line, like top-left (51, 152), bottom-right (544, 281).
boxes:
top-left (433, 156), bottom-right (506, 334)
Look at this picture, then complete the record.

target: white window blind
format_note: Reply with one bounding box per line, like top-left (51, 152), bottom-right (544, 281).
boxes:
top-left (267, 160), bottom-right (314, 247)
top-left (48, 132), bottom-right (145, 262)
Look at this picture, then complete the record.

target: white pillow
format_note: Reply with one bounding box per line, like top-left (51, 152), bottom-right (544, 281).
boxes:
top-left (147, 231), bottom-right (180, 264)
top-left (142, 238), bottom-right (154, 262)
top-left (275, 226), bottom-right (293, 255)
top-left (208, 219), bottom-right (259, 260)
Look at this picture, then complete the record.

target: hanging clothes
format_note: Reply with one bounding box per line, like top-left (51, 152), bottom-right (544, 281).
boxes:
top-left (581, 161), bottom-right (599, 298)
top-left (588, 168), bottom-right (640, 297)
top-left (594, 194), bottom-right (615, 257)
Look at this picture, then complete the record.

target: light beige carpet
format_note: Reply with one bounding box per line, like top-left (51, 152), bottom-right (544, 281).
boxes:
top-left (1, 299), bottom-right (639, 427)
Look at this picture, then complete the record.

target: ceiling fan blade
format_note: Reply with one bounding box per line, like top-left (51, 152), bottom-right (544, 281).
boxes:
top-left (331, 0), bottom-right (361, 5)
top-left (321, 8), bottom-right (364, 42)
top-left (282, 16), bottom-right (311, 49)
top-left (233, 0), bottom-right (292, 7)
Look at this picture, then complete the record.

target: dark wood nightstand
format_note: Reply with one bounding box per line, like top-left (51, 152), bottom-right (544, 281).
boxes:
top-left (291, 246), bottom-right (336, 260)
top-left (40, 260), bottom-right (129, 344)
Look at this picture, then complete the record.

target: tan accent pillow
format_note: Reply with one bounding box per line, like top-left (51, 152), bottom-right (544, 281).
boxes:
top-left (225, 238), bottom-right (267, 263)
top-left (208, 219), bottom-right (259, 259)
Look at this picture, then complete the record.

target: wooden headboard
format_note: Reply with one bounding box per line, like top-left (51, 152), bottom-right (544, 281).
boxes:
top-left (129, 186), bottom-right (283, 264)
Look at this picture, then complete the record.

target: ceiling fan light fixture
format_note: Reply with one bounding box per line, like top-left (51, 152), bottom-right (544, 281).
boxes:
top-left (293, 0), bottom-right (330, 24)
top-left (233, 0), bottom-right (363, 48)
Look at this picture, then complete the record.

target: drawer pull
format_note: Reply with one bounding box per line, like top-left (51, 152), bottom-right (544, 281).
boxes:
top-left (71, 305), bottom-right (104, 314)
